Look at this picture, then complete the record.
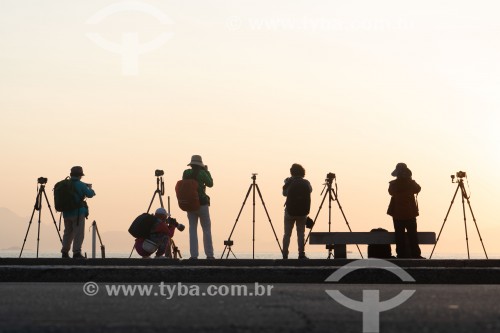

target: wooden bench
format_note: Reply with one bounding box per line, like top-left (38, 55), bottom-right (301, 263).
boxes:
top-left (309, 232), bottom-right (436, 258)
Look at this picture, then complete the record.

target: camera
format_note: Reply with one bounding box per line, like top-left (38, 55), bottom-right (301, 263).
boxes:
top-left (167, 217), bottom-right (185, 232)
top-left (326, 172), bottom-right (336, 182)
top-left (306, 217), bottom-right (315, 229)
top-left (155, 169), bottom-right (164, 177)
top-left (456, 171), bottom-right (467, 179)
top-left (37, 177), bottom-right (48, 185)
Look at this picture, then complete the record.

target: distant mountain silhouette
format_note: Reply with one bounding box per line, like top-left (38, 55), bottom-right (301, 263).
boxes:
top-left (1, 206), bottom-right (64, 253)
top-left (0, 207), bottom-right (136, 255)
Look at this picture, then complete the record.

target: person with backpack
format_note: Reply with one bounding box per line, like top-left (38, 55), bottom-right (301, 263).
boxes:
top-left (182, 155), bottom-right (214, 259)
top-left (134, 208), bottom-right (177, 258)
top-left (387, 162), bottom-right (424, 259)
top-left (282, 163), bottom-right (312, 259)
top-left (60, 166), bottom-right (95, 259)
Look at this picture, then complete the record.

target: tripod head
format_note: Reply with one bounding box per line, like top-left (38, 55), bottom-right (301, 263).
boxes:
top-left (325, 172), bottom-right (335, 184)
top-left (451, 171), bottom-right (467, 183)
top-left (37, 177), bottom-right (48, 185)
top-left (321, 172), bottom-right (336, 195)
top-left (34, 177), bottom-right (49, 210)
top-left (251, 173), bottom-right (258, 181)
top-left (154, 169), bottom-right (165, 195)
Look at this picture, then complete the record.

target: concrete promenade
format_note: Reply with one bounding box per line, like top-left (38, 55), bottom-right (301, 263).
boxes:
top-left (2, 259), bottom-right (500, 332)
top-left (1, 258), bottom-right (500, 283)
top-left (1, 283), bottom-right (500, 333)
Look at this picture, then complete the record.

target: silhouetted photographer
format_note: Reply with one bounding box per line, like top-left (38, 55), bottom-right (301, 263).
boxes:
top-left (387, 163), bottom-right (424, 259)
top-left (282, 163), bottom-right (312, 259)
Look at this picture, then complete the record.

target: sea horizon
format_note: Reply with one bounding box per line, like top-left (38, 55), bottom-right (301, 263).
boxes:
top-left (3, 249), bottom-right (497, 260)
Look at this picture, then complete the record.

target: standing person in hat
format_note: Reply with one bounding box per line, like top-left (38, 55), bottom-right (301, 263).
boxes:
top-left (183, 155), bottom-right (214, 259)
top-left (61, 166), bottom-right (96, 259)
top-left (387, 162), bottom-right (423, 259)
top-left (134, 207), bottom-right (177, 259)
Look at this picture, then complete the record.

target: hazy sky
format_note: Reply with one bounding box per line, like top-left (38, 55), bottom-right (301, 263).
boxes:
top-left (1, 0), bottom-right (499, 258)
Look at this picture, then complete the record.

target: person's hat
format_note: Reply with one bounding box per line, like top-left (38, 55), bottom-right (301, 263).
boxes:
top-left (155, 207), bottom-right (167, 216)
top-left (188, 155), bottom-right (205, 168)
top-left (70, 166), bottom-right (84, 177)
top-left (391, 163), bottom-right (412, 177)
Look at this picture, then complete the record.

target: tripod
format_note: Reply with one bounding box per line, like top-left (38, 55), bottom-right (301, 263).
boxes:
top-left (430, 173), bottom-right (488, 259)
top-left (20, 178), bottom-right (63, 258)
top-left (221, 174), bottom-right (283, 259)
top-left (304, 173), bottom-right (363, 259)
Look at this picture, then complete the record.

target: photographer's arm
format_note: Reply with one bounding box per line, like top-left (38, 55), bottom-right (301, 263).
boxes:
top-left (201, 170), bottom-right (213, 188)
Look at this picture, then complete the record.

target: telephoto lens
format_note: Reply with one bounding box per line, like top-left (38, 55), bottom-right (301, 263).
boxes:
top-left (167, 217), bottom-right (185, 232)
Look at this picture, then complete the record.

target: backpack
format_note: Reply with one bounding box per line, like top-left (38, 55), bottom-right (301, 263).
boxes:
top-left (175, 173), bottom-right (200, 212)
top-left (128, 213), bottom-right (157, 238)
top-left (53, 177), bottom-right (81, 212)
top-left (367, 228), bottom-right (393, 258)
top-left (285, 178), bottom-right (311, 216)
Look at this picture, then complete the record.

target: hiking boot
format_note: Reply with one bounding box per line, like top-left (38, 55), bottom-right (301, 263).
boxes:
top-left (207, 256), bottom-right (216, 260)
top-left (282, 250), bottom-right (289, 260)
top-left (61, 252), bottom-right (69, 258)
top-left (73, 252), bottom-right (86, 259)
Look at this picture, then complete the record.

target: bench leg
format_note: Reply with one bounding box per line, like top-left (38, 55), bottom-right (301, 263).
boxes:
top-left (334, 245), bottom-right (347, 259)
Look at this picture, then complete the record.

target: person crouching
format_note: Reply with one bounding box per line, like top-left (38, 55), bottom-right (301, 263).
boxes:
top-left (134, 208), bottom-right (176, 258)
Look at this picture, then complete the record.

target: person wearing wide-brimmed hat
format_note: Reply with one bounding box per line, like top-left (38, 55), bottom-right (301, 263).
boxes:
top-left (61, 166), bottom-right (96, 259)
top-left (387, 163), bottom-right (423, 259)
top-left (182, 155), bottom-right (214, 259)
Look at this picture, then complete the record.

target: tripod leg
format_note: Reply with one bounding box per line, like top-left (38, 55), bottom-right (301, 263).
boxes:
top-left (255, 184), bottom-right (283, 253)
top-left (221, 184), bottom-right (252, 259)
top-left (147, 191), bottom-right (162, 214)
top-left (304, 188), bottom-right (329, 245)
top-left (330, 188), bottom-right (364, 259)
top-left (36, 198), bottom-right (42, 258)
top-left (430, 184), bottom-right (460, 259)
top-left (464, 194), bottom-right (489, 259)
top-left (42, 189), bottom-right (63, 242)
top-left (252, 183), bottom-right (256, 259)
top-left (19, 206), bottom-right (38, 258)
top-left (129, 244), bottom-right (136, 258)
top-left (158, 194), bottom-right (164, 211)
top-left (460, 187), bottom-right (470, 259)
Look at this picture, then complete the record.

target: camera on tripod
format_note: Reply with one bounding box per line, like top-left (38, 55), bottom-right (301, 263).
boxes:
top-left (167, 217), bottom-right (185, 232)
top-left (451, 171), bottom-right (467, 182)
top-left (155, 169), bottom-right (164, 177)
top-left (37, 177), bottom-right (48, 185)
top-left (326, 172), bottom-right (336, 182)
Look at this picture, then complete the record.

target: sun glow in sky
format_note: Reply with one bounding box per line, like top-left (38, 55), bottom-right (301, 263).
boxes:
top-left (1, 0), bottom-right (499, 258)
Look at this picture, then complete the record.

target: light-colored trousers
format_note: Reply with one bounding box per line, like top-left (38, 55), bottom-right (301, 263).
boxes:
top-left (282, 211), bottom-right (307, 255)
top-left (187, 205), bottom-right (214, 258)
top-left (61, 215), bottom-right (86, 254)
